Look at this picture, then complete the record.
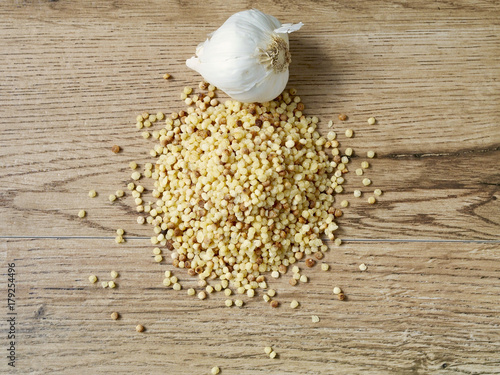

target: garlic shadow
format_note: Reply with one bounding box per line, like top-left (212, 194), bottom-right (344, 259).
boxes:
top-left (287, 35), bottom-right (343, 101)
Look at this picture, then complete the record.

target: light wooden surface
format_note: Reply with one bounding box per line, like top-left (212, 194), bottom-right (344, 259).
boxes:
top-left (1, 0), bottom-right (499, 374)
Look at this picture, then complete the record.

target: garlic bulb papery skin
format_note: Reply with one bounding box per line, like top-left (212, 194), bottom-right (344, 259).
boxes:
top-left (186, 9), bottom-right (303, 103)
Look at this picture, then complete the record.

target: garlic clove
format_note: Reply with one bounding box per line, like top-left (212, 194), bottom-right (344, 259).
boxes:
top-left (187, 54), bottom-right (268, 96)
top-left (187, 22), bottom-right (268, 94)
top-left (186, 9), bottom-right (303, 103)
top-left (233, 9), bottom-right (282, 36)
top-left (225, 70), bottom-right (289, 103)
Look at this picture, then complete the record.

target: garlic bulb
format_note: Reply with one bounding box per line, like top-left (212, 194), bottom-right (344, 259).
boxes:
top-left (186, 9), bottom-right (303, 103)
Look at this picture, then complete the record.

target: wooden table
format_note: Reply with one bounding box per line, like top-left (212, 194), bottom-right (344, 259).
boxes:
top-left (1, 1), bottom-right (499, 374)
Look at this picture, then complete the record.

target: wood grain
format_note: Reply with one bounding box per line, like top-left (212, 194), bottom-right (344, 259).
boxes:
top-left (0, 151), bottom-right (499, 240)
top-left (0, 0), bottom-right (499, 374)
top-left (2, 238), bottom-right (499, 374)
